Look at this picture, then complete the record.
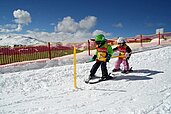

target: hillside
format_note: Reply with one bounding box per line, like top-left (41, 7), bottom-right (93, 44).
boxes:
top-left (0, 34), bottom-right (47, 47)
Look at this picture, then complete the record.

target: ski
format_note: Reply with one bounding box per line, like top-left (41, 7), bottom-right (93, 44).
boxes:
top-left (85, 67), bottom-right (133, 84)
top-left (89, 77), bottom-right (116, 84)
top-left (84, 77), bottom-right (101, 84)
top-left (84, 79), bottom-right (90, 83)
top-left (85, 76), bottom-right (115, 84)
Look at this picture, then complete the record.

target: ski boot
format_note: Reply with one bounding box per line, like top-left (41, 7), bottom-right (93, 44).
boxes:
top-left (106, 75), bottom-right (113, 80)
top-left (85, 74), bottom-right (95, 83)
top-left (121, 70), bottom-right (129, 74)
top-left (100, 75), bottom-right (113, 81)
top-left (122, 67), bottom-right (133, 74)
top-left (112, 68), bottom-right (121, 72)
top-left (89, 74), bottom-right (96, 80)
top-left (129, 67), bottom-right (133, 72)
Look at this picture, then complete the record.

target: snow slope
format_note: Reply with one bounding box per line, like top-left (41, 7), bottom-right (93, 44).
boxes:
top-left (0, 46), bottom-right (171, 114)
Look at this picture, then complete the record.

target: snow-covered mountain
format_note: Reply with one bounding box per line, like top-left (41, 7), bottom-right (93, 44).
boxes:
top-left (0, 34), bottom-right (47, 47)
top-left (0, 33), bottom-right (92, 47)
top-left (0, 45), bottom-right (171, 114)
top-left (0, 34), bottom-right (91, 51)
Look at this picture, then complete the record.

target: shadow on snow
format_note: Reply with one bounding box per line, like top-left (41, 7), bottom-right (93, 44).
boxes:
top-left (114, 75), bottom-right (153, 81)
top-left (114, 69), bottom-right (164, 81)
top-left (131, 69), bottom-right (164, 76)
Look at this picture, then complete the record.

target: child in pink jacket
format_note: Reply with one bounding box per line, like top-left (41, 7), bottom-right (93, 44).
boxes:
top-left (112, 37), bottom-right (132, 73)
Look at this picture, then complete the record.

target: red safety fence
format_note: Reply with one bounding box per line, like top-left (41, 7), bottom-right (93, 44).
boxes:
top-left (88, 32), bottom-right (171, 56)
top-left (0, 42), bottom-right (74, 65)
top-left (1, 32), bottom-right (171, 65)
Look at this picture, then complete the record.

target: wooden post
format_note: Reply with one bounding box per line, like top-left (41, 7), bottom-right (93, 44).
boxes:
top-left (88, 40), bottom-right (90, 56)
top-left (48, 42), bottom-right (51, 60)
top-left (140, 34), bottom-right (143, 47)
top-left (158, 32), bottom-right (161, 45)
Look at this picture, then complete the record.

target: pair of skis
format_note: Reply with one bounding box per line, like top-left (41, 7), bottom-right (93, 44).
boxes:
top-left (84, 76), bottom-right (115, 84)
top-left (85, 67), bottom-right (133, 84)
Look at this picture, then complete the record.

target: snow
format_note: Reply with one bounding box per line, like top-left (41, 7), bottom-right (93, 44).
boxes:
top-left (0, 45), bottom-right (171, 114)
top-left (0, 34), bottom-right (46, 47)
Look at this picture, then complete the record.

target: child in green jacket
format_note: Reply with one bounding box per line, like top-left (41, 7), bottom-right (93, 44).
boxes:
top-left (88, 34), bottom-right (114, 81)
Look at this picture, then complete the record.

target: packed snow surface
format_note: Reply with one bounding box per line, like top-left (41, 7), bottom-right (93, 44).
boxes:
top-left (0, 46), bottom-right (171, 114)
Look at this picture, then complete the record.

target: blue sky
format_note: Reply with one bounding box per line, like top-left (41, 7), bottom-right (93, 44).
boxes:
top-left (0, 0), bottom-right (171, 39)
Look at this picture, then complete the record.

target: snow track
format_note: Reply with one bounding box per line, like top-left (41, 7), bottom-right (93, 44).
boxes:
top-left (0, 46), bottom-right (171, 114)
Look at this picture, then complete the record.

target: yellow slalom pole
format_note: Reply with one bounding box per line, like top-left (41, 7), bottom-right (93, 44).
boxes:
top-left (73, 46), bottom-right (77, 89)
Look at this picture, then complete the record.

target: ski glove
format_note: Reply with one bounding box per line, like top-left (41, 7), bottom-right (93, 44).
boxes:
top-left (89, 55), bottom-right (97, 62)
top-left (106, 54), bottom-right (111, 62)
top-left (125, 53), bottom-right (131, 60)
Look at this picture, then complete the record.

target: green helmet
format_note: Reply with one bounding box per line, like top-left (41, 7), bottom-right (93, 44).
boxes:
top-left (95, 34), bottom-right (105, 42)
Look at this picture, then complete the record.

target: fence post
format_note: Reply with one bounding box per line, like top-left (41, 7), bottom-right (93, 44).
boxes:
top-left (158, 32), bottom-right (161, 45)
top-left (88, 40), bottom-right (90, 56)
top-left (140, 34), bottom-right (143, 47)
top-left (48, 42), bottom-right (51, 60)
